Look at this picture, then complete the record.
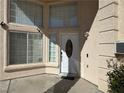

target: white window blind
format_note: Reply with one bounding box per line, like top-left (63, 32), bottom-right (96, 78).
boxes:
top-left (49, 4), bottom-right (78, 27)
top-left (9, 32), bottom-right (43, 65)
top-left (49, 32), bottom-right (57, 62)
top-left (10, 0), bottom-right (43, 27)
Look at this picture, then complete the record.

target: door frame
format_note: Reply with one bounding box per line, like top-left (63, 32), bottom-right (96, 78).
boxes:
top-left (59, 33), bottom-right (80, 76)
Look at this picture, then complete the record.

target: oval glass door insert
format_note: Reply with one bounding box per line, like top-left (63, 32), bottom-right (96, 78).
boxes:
top-left (65, 39), bottom-right (73, 58)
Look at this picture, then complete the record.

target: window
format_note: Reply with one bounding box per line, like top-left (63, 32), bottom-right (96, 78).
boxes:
top-left (49, 33), bottom-right (57, 62)
top-left (9, 32), bottom-right (43, 65)
top-left (49, 3), bottom-right (78, 27)
top-left (10, 0), bottom-right (43, 27)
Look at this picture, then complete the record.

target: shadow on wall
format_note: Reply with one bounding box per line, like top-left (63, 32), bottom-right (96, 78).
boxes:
top-left (44, 78), bottom-right (79, 93)
top-left (21, 0), bottom-right (98, 77)
top-left (80, 0), bottom-right (99, 51)
top-left (7, 0), bottom-right (99, 77)
top-left (78, 0), bottom-right (99, 77)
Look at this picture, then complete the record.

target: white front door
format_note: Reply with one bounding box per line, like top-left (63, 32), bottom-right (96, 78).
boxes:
top-left (60, 33), bottom-right (80, 77)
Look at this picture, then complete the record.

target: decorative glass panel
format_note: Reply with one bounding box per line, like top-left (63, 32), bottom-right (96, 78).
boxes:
top-left (28, 33), bottom-right (43, 63)
top-left (10, 0), bottom-right (43, 27)
top-left (9, 32), bottom-right (43, 65)
top-left (9, 32), bottom-right (27, 64)
top-left (65, 39), bottom-right (73, 58)
top-left (49, 4), bottom-right (78, 27)
top-left (49, 33), bottom-right (57, 62)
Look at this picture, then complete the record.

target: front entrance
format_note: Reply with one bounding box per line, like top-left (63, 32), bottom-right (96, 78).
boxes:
top-left (60, 33), bottom-right (80, 77)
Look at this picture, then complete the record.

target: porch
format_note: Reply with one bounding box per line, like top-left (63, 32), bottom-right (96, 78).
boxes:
top-left (0, 74), bottom-right (103, 93)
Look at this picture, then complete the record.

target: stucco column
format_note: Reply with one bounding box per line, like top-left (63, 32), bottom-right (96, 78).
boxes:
top-left (0, 0), bottom-right (5, 80)
top-left (118, 0), bottom-right (124, 40)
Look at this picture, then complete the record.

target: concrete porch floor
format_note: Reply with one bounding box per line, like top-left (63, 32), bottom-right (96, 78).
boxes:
top-left (0, 74), bottom-right (103, 93)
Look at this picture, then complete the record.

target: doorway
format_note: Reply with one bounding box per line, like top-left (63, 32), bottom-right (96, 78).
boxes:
top-left (60, 33), bottom-right (80, 77)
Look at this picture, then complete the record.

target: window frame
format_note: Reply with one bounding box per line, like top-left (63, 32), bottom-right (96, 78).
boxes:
top-left (7, 0), bottom-right (44, 28)
top-left (3, 0), bottom-right (72, 72)
top-left (8, 31), bottom-right (43, 65)
top-left (4, 0), bottom-right (45, 68)
top-left (4, 30), bottom-right (46, 71)
top-left (48, 32), bottom-right (58, 63)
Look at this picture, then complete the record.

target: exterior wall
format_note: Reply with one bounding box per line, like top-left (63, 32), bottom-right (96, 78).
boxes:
top-left (0, 0), bottom-right (122, 93)
top-left (80, 0), bottom-right (99, 86)
top-left (80, 0), bottom-right (119, 92)
top-left (118, 0), bottom-right (124, 66)
top-left (98, 0), bottom-right (118, 92)
top-left (0, 0), bottom-right (4, 80)
top-left (118, 0), bottom-right (124, 40)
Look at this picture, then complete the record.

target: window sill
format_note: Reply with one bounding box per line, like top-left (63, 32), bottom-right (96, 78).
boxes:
top-left (48, 26), bottom-right (80, 29)
top-left (4, 63), bottom-right (59, 72)
top-left (49, 26), bottom-right (79, 28)
top-left (8, 23), bottom-right (44, 32)
top-left (4, 63), bottom-right (45, 72)
top-left (45, 62), bottom-right (59, 68)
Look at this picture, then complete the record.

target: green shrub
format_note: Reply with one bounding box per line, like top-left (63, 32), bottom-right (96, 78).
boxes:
top-left (107, 65), bottom-right (124, 93)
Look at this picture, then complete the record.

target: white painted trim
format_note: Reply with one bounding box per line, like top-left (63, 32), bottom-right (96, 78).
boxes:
top-left (4, 0), bottom-right (8, 23)
top-left (4, 63), bottom-right (45, 72)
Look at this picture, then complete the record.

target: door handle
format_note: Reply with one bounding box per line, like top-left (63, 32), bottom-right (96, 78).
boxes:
top-left (61, 51), bottom-right (62, 55)
top-left (60, 51), bottom-right (62, 62)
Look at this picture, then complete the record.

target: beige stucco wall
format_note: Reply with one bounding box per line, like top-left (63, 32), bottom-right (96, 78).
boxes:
top-left (98, 0), bottom-right (118, 92)
top-left (0, 0), bottom-right (122, 93)
top-left (118, 0), bottom-right (124, 40)
top-left (80, 0), bottom-right (118, 92)
top-left (80, 0), bottom-right (99, 86)
top-left (0, 0), bottom-right (3, 80)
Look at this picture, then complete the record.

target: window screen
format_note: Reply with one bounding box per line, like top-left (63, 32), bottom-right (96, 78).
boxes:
top-left (49, 4), bottom-right (78, 27)
top-left (9, 32), bottom-right (43, 65)
top-left (49, 32), bottom-right (57, 62)
top-left (10, 0), bottom-right (43, 27)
